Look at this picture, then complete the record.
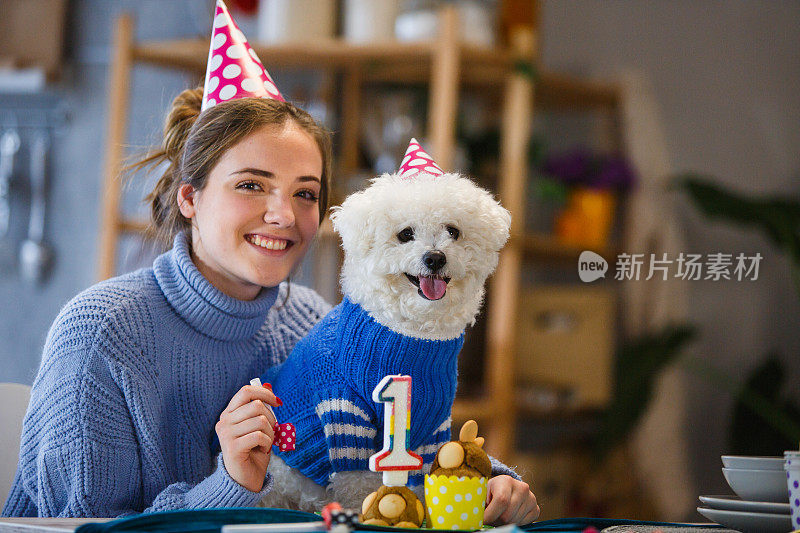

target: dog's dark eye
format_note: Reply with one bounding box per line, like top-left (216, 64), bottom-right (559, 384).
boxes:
top-left (447, 226), bottom-right (460, 240)
top-left (397, 227), bottom-right (414, 243)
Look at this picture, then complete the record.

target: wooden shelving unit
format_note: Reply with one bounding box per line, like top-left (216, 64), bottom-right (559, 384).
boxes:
top-left (99, 5), bottom-right (621, 463)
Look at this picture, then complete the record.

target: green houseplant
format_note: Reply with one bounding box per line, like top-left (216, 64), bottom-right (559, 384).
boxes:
top-left (677, 176), bottom-right (800, 454)
top-left (593, 176), bottom-right (800, 461)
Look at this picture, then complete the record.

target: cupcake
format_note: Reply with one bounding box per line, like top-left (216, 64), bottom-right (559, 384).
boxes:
top-left (425, 420), bottom-right (490, 530)
top-left (361, 485), bottom-right (426, 528)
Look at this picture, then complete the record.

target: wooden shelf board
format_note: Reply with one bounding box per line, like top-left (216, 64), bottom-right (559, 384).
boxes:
top-left (134, 39), bottom-right (441, 72)
top-left (365, 69), bottom-right (618, 110)
top-left (132, 39), bottom-right (618, 109)
top-left (363, 63), bottom-right (500, 86)
top-left (254, 40), bottom-right (439, 67)
top-left (511, 232), bottom-right (616, 262)
top-left (536, 71), bottom-right (620, 110)
top-left (451, 398), bottom-right (494, 421)
top-left (516, 404), bottom-right (604, 422)
top-left (454, 396), bottom-right (602, 423)
top-left (119, 218), bottom-right (148, 234)
top-left (133, 40), bottom-right (206, 72)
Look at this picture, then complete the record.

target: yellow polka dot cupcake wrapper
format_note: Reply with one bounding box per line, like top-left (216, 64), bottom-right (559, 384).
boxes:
top-left (424, 474), bottom-right (486, 530)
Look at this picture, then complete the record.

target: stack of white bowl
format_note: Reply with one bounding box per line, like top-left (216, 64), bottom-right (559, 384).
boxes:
top-left (697, 455), bottom-right (791, 532)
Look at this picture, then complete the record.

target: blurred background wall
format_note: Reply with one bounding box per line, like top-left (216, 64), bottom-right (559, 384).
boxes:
top-left (0, 0), bottom-right (797, 520)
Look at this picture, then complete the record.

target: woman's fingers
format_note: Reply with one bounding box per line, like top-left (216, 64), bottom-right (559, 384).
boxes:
top-left (483, 478), bottom-right (511, 525)
top-left (224, 384), bottom-right (282, 414)
top-left (232, 429), bottom-right (274, 454)
top-left (216, 388), bottom-right (277, 451)
top-left (228, 414), bottom-right (276, 441)
top-left (225, 398), bottom-right (277, 427)
top-left (520, 497), bottom-right (541, 525)
top-left (502, 487), bottom-right (527, 524)
top-left (484, 475), bottom-right (540, 525)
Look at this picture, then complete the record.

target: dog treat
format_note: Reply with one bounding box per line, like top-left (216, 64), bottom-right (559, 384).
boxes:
top-left (425, 420), bottom-right (490, 530)
top-left (435, 442), bottom-right (464, 469)
top-left (459, 420), bottom-right (478, 442)
top-left (429, 421), bottom-right (491, 479)
top-left (361, 485), bottom-right (425, 528)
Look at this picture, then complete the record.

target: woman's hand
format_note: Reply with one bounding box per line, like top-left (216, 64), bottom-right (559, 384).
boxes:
top-left (484, 475), bottom-right (540, 526)
top-left (215, 383), bottom-right (280, 492)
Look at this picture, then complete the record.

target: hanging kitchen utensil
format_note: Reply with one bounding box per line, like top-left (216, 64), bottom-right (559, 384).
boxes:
top-left (0, 129), bottom-right (21, 238)
top-left (20, 131), bottom-right (52, 283)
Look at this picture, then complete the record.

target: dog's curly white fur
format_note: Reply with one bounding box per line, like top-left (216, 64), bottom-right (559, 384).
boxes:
top-left (332, 172), bottom-right (510, 340)
top-left (258, 171), bottom-right (510, 511)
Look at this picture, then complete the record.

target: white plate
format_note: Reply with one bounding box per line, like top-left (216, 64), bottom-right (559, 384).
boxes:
top-left (699, 494), bottom-right (790, 514)
top-left (722, 455), bottom-right (785, 471)
top-left (697, 506), bottom-right (791, 533)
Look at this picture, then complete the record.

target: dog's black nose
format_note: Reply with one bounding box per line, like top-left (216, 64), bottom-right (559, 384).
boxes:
top-left (423, 250), bottom-right (447, 272)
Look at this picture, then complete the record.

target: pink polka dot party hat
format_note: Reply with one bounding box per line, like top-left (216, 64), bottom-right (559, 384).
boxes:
top-left (202, 0), bottom-right (284, 111)
top-left (398, 138), bottom-right (445, 179)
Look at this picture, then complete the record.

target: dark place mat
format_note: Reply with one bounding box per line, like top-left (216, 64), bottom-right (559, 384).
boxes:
top-left (75, 509), bottom-right (731, 533)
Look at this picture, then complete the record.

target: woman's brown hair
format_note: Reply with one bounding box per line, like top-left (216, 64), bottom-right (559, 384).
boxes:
top-left (129, 87), bottom-right (332, 249)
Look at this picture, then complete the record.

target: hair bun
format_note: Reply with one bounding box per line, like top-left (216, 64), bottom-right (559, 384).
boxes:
top-left (162, 87), bottom-right (203, 163)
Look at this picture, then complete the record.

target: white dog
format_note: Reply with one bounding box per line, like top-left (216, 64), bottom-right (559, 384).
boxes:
top-left (258, 166), bottom-right (510, 511)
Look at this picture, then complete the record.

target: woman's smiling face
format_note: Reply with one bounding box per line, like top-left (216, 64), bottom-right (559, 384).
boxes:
top-left (178, 120), bottom-right (323, 300)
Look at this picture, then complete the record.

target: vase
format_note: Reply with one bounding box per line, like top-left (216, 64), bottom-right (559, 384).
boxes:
top-left (555, 187), bottom-right (616, 249)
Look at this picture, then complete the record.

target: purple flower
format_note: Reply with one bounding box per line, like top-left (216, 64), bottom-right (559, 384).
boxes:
top-left (544, 148), bottom-right (593, 185)
top-left (542, 147), bottom-right (637, 191)
top-left (595, 155), bottom-right (636, 190)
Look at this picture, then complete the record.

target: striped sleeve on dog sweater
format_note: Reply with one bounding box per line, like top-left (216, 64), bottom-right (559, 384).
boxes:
top-left (263, 297), bottom-right (464, 487)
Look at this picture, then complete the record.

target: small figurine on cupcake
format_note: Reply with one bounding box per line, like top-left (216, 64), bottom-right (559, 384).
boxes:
top-left (423, 419), bottom-right (539, 529)
top-left (424, 420), bottom-right (491, 530)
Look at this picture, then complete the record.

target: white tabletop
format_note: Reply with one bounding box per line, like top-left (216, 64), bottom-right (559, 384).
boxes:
top-left (0, 518), bottom-right (110, 533)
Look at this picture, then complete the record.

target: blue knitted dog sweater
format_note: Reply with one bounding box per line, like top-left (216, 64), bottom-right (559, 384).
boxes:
top-left (262, 297), bottom-right (464, 488)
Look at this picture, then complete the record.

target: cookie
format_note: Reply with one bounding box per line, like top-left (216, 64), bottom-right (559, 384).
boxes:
top-left (361, 485), bottom-right (425, 528)
top-left (430, 420), bottom-right (491, 479)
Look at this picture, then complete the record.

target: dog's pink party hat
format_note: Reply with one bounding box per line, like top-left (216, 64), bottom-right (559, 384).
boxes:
top-left (398, 138), bottom-right (444, 179)
top-left (202, 0), bottom-right (284, 111)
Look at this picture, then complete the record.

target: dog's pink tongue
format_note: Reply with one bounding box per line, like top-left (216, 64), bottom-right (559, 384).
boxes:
top-left (420, 276), bottom-right (447, 300)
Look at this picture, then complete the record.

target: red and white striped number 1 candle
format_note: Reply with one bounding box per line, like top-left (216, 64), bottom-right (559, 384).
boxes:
top-left (369, 375), bottom-right (423, 486)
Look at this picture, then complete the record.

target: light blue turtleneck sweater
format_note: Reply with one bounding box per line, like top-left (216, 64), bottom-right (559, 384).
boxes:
top-left (2, 232), bottom-right (331, 518)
